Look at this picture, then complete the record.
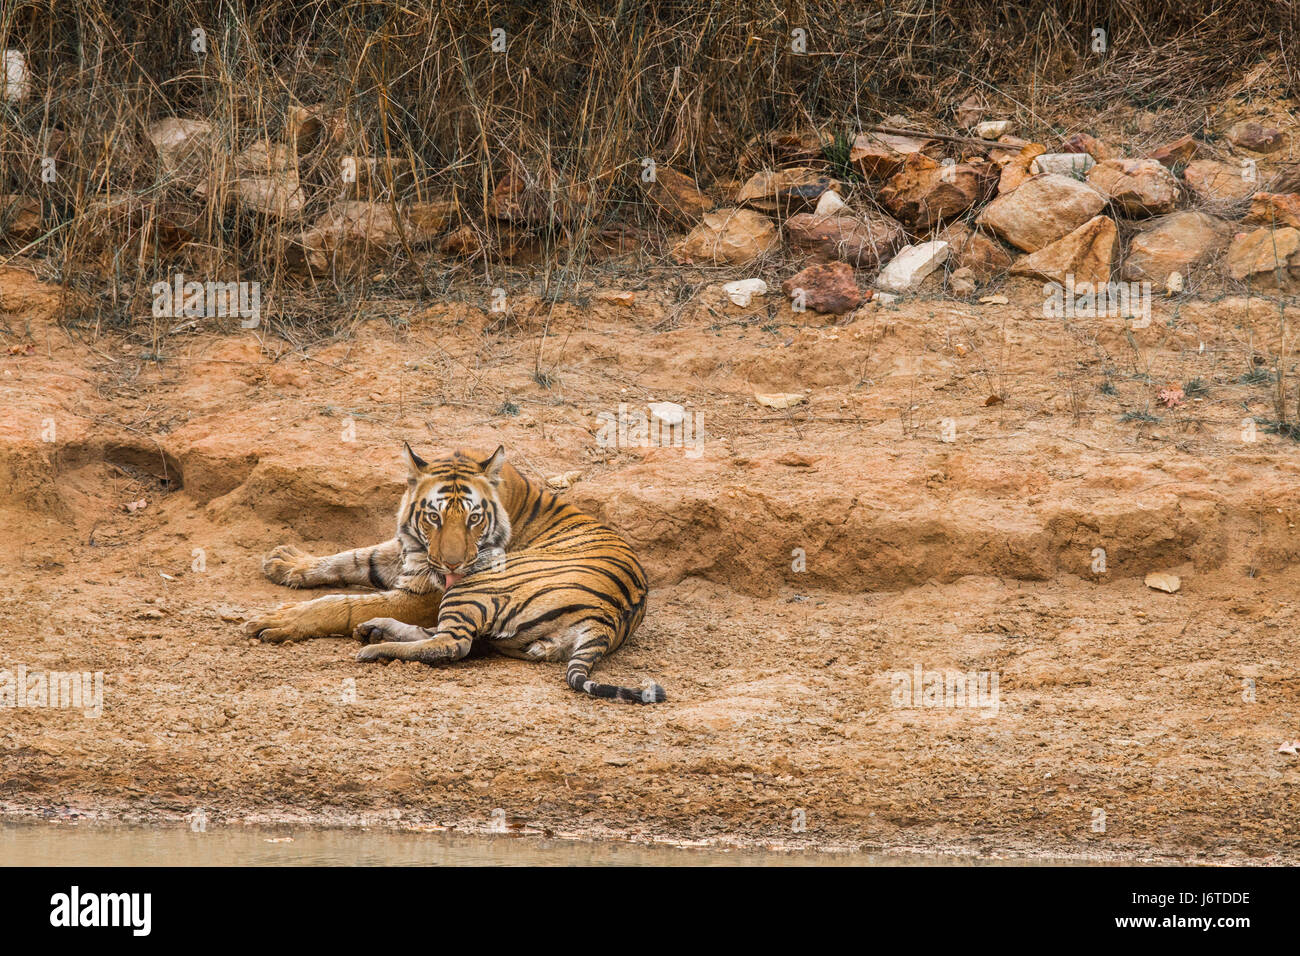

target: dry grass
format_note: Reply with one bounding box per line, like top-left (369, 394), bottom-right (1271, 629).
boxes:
top-left (1, 0), bottom-right (1298, 329)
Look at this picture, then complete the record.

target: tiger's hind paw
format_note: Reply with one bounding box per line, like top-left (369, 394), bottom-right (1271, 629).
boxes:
top-left (244, 601), bottom-right (329, 643)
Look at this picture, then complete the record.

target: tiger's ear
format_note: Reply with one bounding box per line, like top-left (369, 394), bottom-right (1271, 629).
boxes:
top-left (404, 442), bottom-right (428, 481)
top-left (482, 445), bottom-right (506, 484)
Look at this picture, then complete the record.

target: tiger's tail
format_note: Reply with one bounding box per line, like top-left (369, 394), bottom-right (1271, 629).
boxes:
top-left (566, 657), bottom-right (667, 704)
top-left (564, 620), bottom-right (664, 704)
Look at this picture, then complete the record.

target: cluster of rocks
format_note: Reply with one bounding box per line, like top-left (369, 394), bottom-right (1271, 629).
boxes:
top-left (1, 98), bottom-right (1297, 300)
top-left (659, 115), bottom-right (1297, 314)
top-left (0, 105), bottom-right (474, 274)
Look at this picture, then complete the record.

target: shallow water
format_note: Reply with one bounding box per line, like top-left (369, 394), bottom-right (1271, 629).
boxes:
top-left (0, 822), bottom-right (1105, 866)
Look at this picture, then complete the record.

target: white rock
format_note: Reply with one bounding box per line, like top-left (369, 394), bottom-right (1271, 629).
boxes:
top-left (722, 278), bottom-right (768, 307)
top-left (3, 50), bottom-right (29, 103)
top-left (755, 392), bottom-right (805, 410)
top-left (1030, 153), bottom-right (1096, 177)
top-left (1165, 271), bottom-right (1184, 294)
top-left (813, 190), bottom-right (847, 216)
top-left (875, 241), bottom-right (950, 293)
top-left (1144, 571), bottom-right (1181, 594)
top-left (974, 120), bottom-right (1013, 139)
top-left (872, 292), bottom-right (900, 306)
top-left (648, 401), bottom-right (686, 427)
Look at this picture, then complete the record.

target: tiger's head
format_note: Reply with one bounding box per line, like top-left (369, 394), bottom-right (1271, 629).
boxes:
top-left (396, 444), bottom-right (513, 592)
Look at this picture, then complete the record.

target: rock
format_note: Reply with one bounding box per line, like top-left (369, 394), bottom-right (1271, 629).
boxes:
top-left (722, 278), bottom-right (768, 307)
top-left (1086, 159), bottom-right (1180, 216)
top-left (878, 154), bottom-right (991, 228)
top-left (71, 195), bottom-right (205, 255)
top-left (956, 94), bottom-right (984, 129)
top-left (738, 129), bottom-right (826, 172)
top-left (936, 222), bottom-right (1015, 279)
top-left (672, 208), bottom-right (778, 265)
top-left (814, 190), bottom-right (847, 216)
top-left (1144, 571), bottom-right (1181, 593)
top-left (592, 222), bottom-right (644, 256)
top-left (1226, 121), bottom-right (1285, 153)
top-left (736, 167), bottom-right (840, 214)
top-left (490, 159), bottom-right (590, 226)
top-left (405, 200), bottom-right (458, 245)
top-left (1121, 211), bottom-right (1230, 282)
top-left (232, 140), bottom-right (306, 218)
top-left (875, 241), bottom-right (951, 293)
top-left (979, 294), bottom-right (1009, 305)
top-left (1182, 159), bottom-right (1257, 204)
top-left (1243, 192), bottom-right (1300, 229)
top-left (1148, 135), bottom-right (1201, 168)
top-left (849, 131), bottom-right (934, 179)
top-left (1030, 153), bottom-right (1096, 177)
top-left (754, 392), bottom-right (806, 410)
top-left (1226, 226), bottom-right (1300, 282)
top-left (439, 224), bottom-right (484, 259)
top-left (974, 120), bottom-right (1014, 139)
top-left (546, 471), bottom-right (583, 490)
top-left (290, 201), bottom-right (400, 272)
top-left (3, 50), bottom-right (29, 103)
top-left (872, 292), bottom-right (900, 306)
top-left (147, 117), bottom-right (218, 188)
top-left (784, 212), bottom-right (905, 269)
top-left (646, 168), bottom-right (713, 223)
top-left (649, 402), bottom-right (687, 426)
top-left (598, 290), bottom-right (635, 308)
top-left (976, 173), bottom-right (1106, 252)
top-left (0, 195), bottom-right (41, 241)
top-left (286, 103), bottom-right (337, 154)
top-left (782, 261), bottom-right (867, 314)
top-left (1009, 215), bottom-right (1116, 287)
top-left (991, 143), bottom-right (1046, 194)
top-left (1165, 272), bottom-right (1184, 294)
top-left (949, 267), bottom-right (977, 296)
top-left (1062, 132), bottom-right (1118, 161)
top-left (151, 200), bottom-right (207, 247)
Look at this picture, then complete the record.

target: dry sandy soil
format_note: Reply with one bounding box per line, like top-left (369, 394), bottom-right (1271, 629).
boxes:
top-left (1, 262), bottom-right (1298, 863)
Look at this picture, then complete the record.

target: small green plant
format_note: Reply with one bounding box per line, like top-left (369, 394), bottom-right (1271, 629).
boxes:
top-left (1119, 408), bottom-right (1160, 424)
top-left (1240, 367), bottom-right (1273, 385)
top-left (498, 399), bottom-right (520, 416)
top-left (823, 130), bottom-right (860, 183)
top-left (1182, 378), bottom-right (1209, 397)
top-left (1257, 418), bottom-right (1300, 441)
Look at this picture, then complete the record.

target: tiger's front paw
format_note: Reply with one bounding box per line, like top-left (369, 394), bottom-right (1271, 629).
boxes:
top-left (244, 601), bottom-right (322, 643)
top-left (356, 642), bottom-right (403, 663)
top-left (261, 545), bottom-right (317, 587)
top-left (353, 617), bottom-right (423, 645)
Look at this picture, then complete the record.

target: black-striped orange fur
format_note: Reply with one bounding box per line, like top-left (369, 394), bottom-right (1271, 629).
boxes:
top-left (245, 445), bottom-right (664, 704)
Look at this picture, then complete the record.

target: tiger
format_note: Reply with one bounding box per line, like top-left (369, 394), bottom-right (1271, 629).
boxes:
top-left (243, 444), bottom-right (666, 704)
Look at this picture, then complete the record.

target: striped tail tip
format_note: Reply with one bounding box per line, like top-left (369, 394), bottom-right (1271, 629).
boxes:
top-left (567, 669), bottom-right (667, 704)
